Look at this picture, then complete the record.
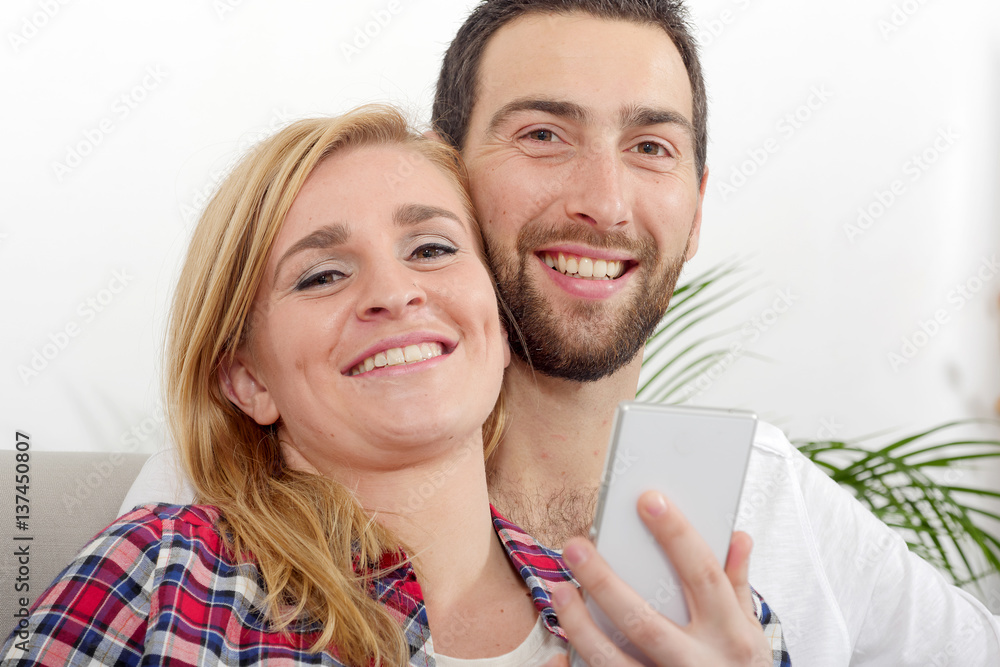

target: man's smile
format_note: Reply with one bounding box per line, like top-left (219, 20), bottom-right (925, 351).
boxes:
top-left (539, 251), bottom-right (628, 280)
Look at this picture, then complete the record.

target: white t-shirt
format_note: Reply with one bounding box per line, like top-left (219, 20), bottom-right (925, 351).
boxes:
top-left (433, 616), bottom-right (566, 667)
top-left (120, 422), bottom-right (1000, 665)
top-left (737, 421), bottom-right (1000, 665)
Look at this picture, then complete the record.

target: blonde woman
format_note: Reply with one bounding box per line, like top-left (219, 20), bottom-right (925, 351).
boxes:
top-left (2, 106), bottom-right (573, 666)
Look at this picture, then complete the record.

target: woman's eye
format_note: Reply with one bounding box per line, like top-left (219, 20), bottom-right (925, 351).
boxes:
top-left (296, 270), bottom-right (346, 291)
top-left (630, 141), bottom-right (670, 157)
top-left (412, 243), bottom-right (457, 261)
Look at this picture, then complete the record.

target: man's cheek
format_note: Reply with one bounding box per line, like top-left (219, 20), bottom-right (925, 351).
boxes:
top-left (519, 173), bottom-right (567, 217)
top-left (489, 162), bottom-right (566, 219)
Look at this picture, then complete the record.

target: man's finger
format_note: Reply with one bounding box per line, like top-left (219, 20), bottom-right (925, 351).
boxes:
top-left (549, 581), bottom-right (635, 667)
top-left (724, 530), bottom-right (757, 622)
top-left (561, 538), bottom-right (685, 659)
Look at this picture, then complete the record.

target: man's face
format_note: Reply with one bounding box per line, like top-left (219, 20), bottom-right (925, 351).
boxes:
top-left (461, 13), bottom-right (706, 381)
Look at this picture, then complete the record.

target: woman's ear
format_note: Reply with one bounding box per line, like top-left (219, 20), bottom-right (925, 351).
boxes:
top-left (218, 350), bottom-right (280, 425)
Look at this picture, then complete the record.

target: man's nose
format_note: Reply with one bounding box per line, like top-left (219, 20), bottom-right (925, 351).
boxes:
top-left (564, 144), bottom-right (631, 232)
top-left (356, 262), bottom-right (427, 320)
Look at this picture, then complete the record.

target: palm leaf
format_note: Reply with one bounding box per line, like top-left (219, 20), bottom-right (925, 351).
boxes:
top-left (795, 424), bottom-right (1000, 587)
top-left (639, 258), bottom-right (758, 401)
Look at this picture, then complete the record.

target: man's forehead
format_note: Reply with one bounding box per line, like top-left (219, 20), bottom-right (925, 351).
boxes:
top-left (472, 12), bottom-right (694, 126)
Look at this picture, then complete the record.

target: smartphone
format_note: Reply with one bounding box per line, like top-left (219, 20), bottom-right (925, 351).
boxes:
top-left (569, 402), bottom-right (757, 666)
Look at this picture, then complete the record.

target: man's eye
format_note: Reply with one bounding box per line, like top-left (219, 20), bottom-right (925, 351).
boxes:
top-left (296, 270), bottom-right (345, 291)
top-left (630, 141), bottom-right (669, 156)
top-left (412, 243), bottom-right (457, 260)
top-left (525, 129), bottom-right (557, 142)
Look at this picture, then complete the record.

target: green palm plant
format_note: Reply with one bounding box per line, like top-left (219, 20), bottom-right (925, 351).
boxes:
top-left (637, 260), bottom-right (767, 403)
top-left (797, 425), bottom-right (1000, 587)
top-left (642, 260), bottom-right (1000, 589)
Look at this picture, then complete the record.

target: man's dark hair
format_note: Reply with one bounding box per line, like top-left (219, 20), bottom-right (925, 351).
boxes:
top-left (432, 0), bottom-right (708, 177)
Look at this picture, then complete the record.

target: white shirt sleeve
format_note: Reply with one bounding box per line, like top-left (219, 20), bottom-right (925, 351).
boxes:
top-left (738, 421), bottom-right (1000, 666)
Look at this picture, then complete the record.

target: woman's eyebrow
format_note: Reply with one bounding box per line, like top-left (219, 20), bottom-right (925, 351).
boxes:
top-left (393, 203), bottom-right (464, 228)
top-left (273, 223), bottom-right (350, 282)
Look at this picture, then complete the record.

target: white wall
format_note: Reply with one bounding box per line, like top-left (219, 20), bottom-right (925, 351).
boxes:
top-left (675, 0), bottom-right (1000, 447)
top-left (2, 0), bottom-right (998, 557)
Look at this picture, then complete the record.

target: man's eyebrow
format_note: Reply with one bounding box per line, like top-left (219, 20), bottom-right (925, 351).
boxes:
top-left (394, 203), bottom-right (464, 228)
top-left (619, 104), bottom-right (695, 139)
top-left (486, 98), bottom-right (591, 135)
top-left (273, 223), bottom-right (350, 282)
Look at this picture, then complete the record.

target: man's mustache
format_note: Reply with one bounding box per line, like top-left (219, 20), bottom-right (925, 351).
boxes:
top-left (509, 222), bottom-right (659, 265)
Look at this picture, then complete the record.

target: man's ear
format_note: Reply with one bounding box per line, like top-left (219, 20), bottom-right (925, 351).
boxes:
top-left (218, 350), bottom-right (280, 426)
top-left (685, 165), bottom-right (709, 261)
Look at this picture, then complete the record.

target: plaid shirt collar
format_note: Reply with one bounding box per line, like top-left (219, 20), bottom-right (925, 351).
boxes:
top-left (364, 505), bottom-right (574, 664)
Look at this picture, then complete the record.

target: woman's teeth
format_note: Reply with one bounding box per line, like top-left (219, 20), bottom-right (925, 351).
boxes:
top-left (350, 342), bottom-right (444, 376)
top-left (541, 252), bottom-right (625, 280)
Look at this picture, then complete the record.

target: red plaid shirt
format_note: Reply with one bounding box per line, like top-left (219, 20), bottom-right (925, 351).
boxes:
top-left (3, 504), bottom-right (788, 665)
top-left (1, 504), bottom-right (571, 666)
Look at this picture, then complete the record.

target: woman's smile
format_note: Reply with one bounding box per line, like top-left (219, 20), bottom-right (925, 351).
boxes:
top-left (346, 337), bottom-right (451, 376)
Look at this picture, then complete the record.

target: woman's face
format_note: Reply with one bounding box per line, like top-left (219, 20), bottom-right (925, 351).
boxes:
top-left (223, 144), bottom-right (508, 474)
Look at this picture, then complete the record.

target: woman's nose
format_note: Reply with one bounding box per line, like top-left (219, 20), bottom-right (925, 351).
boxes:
top-left (356, 263), bottom-right (427, 320)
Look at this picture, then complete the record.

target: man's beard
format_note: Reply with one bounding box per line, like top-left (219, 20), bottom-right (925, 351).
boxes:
top-left (486, 222), bottom-right (687, 382)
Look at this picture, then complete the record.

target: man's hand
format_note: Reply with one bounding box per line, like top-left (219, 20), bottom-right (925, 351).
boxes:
top-left (551, 490), bottom-right (772, 666)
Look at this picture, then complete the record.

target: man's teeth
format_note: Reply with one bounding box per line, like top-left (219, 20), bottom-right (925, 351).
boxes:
top-left (541, 252), bottom-right (625, 280)
top-left (350, 342), bottom-right (444, 376)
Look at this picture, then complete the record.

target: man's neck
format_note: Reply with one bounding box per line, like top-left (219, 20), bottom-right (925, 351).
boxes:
top-left (488, 355), bottom-right (642, 548)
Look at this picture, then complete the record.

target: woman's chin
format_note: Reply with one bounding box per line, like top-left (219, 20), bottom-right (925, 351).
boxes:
top-left (360, 392), bottom-right (494, 443)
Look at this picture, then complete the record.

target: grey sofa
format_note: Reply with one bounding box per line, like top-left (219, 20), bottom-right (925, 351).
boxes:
top-left (1, 450), bottom-right (150, 633)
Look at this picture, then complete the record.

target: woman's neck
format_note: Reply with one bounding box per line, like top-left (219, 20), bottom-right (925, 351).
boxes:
top-left (284, 434), bottom-right (538, 657)
top-left (357, 438), bottom-right (497, 595)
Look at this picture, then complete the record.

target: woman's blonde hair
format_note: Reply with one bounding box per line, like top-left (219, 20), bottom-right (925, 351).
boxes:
top-left (165, 105), bottom-right (507, 666)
